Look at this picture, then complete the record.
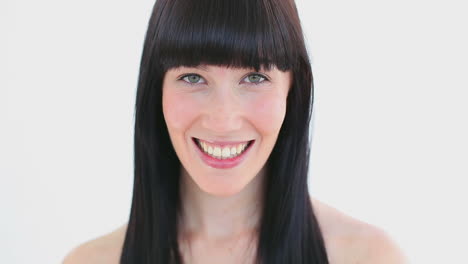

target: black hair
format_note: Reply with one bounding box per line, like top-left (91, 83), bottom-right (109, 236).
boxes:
top-left (121, 0), bottom-right (329, 263)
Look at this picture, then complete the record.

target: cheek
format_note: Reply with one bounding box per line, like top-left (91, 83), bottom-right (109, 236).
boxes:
top-left (247, 93), bottom-right (287, 135)
top-left (162, 91), bottom-right (199, 132)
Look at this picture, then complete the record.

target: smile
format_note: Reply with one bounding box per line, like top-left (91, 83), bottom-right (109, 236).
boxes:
top-left (192, 137), bottom-right (255, 169)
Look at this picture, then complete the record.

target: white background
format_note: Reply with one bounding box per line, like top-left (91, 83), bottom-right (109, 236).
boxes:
top-left (2, 0), bottom-right (467, 263)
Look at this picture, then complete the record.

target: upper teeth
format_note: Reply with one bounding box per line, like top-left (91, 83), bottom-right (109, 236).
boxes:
top-left (197, 139), bottom-right (249, 159)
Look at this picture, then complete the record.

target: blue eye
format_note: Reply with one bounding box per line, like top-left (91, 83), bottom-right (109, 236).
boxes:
top-left (180, 74), bottom-right (205, 85)
top-left (178, 72), bottom-right (269, 86)
top-left (244, 73), bottom-right (268, 85)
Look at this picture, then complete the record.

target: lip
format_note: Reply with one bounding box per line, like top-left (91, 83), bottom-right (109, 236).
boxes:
top-left (191, 137), bottom-right (255, 169)
top-left (196, 138), bottom-right (252, 147)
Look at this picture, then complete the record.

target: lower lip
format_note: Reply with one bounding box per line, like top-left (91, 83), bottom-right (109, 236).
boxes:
top-left (192, 138), bottom-right (254, 169)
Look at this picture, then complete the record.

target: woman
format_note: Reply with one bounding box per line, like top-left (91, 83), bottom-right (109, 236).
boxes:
top-left (64, 0), bottom-right (407, 263)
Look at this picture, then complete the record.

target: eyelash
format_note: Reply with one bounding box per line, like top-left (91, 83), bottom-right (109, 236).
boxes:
top-left (178, 73), bottom-right (269, 86)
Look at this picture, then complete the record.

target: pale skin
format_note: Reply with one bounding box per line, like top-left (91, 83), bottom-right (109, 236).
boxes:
top-left (63, 65), bottom-right (408, 264)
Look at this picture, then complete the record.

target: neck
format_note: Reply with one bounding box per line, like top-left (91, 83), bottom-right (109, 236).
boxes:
top-left (178, 166), bottom-right (265, 241)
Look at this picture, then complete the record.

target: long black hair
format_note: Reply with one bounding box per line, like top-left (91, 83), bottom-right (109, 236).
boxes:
top-left (120, 0), bottom-right (329, 263)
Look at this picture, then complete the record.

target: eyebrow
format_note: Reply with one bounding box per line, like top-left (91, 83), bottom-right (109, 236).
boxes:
top-left (173, 65), bottom-right (209, 72)
top-left (194, 65), bottom-right (209, 72)
top-left (194, 65), bottom-right (273, 72)
top-left (177, 65), bottom-right (273, 73)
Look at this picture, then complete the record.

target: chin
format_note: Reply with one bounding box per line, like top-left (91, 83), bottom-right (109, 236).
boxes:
top-left (196, 179), bottom-right (247, 197)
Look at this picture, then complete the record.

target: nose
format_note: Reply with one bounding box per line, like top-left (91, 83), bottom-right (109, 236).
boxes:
top-left (201, 88), bottom-right (243, 134)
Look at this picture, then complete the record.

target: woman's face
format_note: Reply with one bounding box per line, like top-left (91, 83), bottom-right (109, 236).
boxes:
top-left (162, 64), bottom-right (291, 197)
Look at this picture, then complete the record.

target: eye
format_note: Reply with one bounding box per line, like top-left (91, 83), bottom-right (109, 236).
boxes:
top-left (179, 74), bottom-right (206, 85)
top-left (178, 72), bottom-right (269, 86)
top-left (243, 73), bottom-right (268, 85)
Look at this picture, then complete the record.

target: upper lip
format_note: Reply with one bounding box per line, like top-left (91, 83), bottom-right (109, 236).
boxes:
top-left (193, 137), bottom-right (254, 145)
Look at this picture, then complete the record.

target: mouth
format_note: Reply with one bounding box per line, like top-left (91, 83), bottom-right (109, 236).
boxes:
top-left (191, 137), bottom-right (255, 169)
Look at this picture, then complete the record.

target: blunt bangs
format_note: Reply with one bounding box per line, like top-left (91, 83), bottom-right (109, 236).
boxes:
top-left (152, 0), bottom-right (301, 72)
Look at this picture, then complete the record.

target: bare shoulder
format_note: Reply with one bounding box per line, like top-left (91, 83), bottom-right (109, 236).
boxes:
top-left (311, 198), bottom-right (409, 264)
top-left (62, 223), bottom-right (128, 264)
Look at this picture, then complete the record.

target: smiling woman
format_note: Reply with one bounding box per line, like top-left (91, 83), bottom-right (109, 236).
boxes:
top-left (162, 66), bottom-right (291, 195)
top-left (62, 0), bottom-right (407, 263)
